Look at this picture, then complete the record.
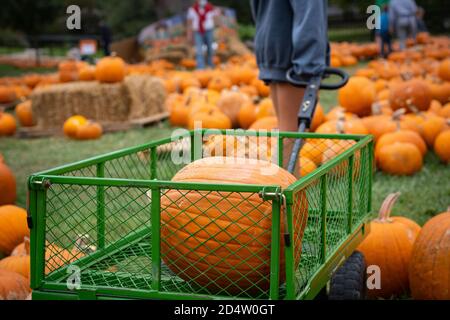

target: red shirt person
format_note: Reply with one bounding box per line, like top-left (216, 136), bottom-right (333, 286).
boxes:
top-left (187, 0), bottom-right (217, 69)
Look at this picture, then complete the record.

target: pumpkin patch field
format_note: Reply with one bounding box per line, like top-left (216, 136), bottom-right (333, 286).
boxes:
top-left (0, 33), bottom-right (450, 301)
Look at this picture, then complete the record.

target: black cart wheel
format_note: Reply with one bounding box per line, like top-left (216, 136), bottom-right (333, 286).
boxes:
top-left (328, 251), bottom-right (367, 300)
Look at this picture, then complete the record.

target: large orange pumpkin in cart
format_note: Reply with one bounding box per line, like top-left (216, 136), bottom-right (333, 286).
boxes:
top-left (160, 157), bottom-right (308, 293)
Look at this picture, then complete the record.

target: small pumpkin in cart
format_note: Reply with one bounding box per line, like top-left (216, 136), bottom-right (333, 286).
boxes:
top-left (358, 193), bottom-right (421, 299)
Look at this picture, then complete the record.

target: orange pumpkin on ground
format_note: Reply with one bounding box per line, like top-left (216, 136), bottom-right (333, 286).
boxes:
top-left (78, 66), bottom-right (96, 81)
top-left (255, 98), bottom-right (275, 119)
top-left (249, 116), bottom-right (278, 131)
top-left (251, 78), bottom-right (270, 97)
top-left (409, 209), bottom-right (450, 300)
top-left (438, 59), bottom-right (450, 81)
top-left (421, 115), bottom-right (449, 147)
top-left (15, 100), bottom-right (34, 127)
top-left (0, 237), bottom-right (30, 278)
top-left (300, 140), bottom-right (326, 166)
top-left (315, 117), bottom-right (369, 135)
top-left (310, 104), bottom-right (325, 131)
top-left (208, 75), bottom-right (232, 92)
top-left (217, 91), bottom-right (250, 128)
top-left (377, 142), bottom-right (423, 175)
top-left (389, 79), bottom-right (432, 112)
top-left (375, 130), bottom-right (427, 158)
top-left (76, 121), bottom-right (103, 140)
top-left (434, 130), bottom-right (450, 164)
top-left (170, 104), bottom-right (190, 127)
top-left (95, 56), bottom-right (126, 83)
top-left (188, 109), bottom-right (232, 130)
top-left (160, 157), bottom-right (308, 293)
top-left (0, 86), bottom-right (17, 104)
top-left (0, 112), bottom-right (17, 136)
top-left (298, 157), bottom-right (317, 177)
top-left (63, 115), bottom-right (87, 138)
top-left (440, 103), bottom-right (450, 118)
top-left (11, 237), bottom-right (29, 256)
top-left (0, 160), bottom-right (17, 206)
top-left (338, 76), bottom-right (376, 116)
top-left (58, 60), bottom-right (79, 83)
top-left (238, 102), bottom-right (257, 129)
top-left (0, 205), bottom-right (30, 255)
top-left (358, 193), bottom-right (421, 299)
top-left (0, 269), bottom-right (30, 300)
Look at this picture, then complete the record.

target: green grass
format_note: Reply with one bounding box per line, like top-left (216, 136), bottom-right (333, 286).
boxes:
top-left (0, 63), bottom-right (56, 77)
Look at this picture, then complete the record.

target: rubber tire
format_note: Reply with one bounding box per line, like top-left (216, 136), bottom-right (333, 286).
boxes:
top-left (328, 251), bottom-right (367, 300)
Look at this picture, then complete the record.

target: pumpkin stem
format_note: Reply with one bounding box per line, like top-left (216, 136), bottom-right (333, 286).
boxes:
top-left (378, 192), bottom-right (401, 221)
top-left (336, 118), bottom-right (345, 134)
top-left (371, 102), bottom-right (381, 115)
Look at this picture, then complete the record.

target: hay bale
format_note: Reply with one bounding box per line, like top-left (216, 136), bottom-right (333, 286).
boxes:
top-left (31, 76), bottom-right (166, 129)
top-left (125, 75), bottom-right (166, 119)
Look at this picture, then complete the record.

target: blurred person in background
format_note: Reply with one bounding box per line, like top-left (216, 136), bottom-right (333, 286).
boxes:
top-left (374, 0), bottom-right (390, 45)
top-left (379, 5), bottom-right (393, 58)
top-left (99, 20), bottom-right (112, 56)
top-left (389, 0), bottom-right (418, 50)
top-left (187, 0), bottom-right (217, 69)
top-left (416, 7), bottom-right (428, 33)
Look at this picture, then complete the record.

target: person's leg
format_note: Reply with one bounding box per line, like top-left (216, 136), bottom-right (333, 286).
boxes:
top-left (270, 82), bottom-right (305, 170)
top-left (386, 34), bottom-right (393, 55)
top-left (380, 34), bottom-right (386, 58)
top-left (409, 17), bottom-right (418, 43)
top-left (397, 24), bottom-right (407, 50)
top-left (193, 31), bottom-right (205, 69)
top-left (204, 29), bottom-right (215, 68)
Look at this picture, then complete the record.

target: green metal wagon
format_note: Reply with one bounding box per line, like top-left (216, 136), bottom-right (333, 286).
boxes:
top-left (28, 129), bottom-right (373, 300)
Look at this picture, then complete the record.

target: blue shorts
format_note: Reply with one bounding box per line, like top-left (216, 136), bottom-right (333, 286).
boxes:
top-left (251, 0), bottom-right (329, 83)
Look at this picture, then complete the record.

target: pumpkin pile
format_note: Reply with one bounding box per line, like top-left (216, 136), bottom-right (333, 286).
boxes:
top-left (358, 193), bottom-right (450, 300)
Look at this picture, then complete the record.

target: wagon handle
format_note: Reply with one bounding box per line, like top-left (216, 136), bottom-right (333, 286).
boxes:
top-left (286, 67), bottom-right (349, 90)
top-left (286, 67), bottom-right (349, 174)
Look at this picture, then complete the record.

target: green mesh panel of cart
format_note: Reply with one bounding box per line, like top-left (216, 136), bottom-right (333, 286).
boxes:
top-left (28, 130), bottom-right (373, 300)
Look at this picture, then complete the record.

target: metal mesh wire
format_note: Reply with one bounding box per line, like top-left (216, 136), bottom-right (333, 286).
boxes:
top-left (35, 133), bottom-right (371, 299)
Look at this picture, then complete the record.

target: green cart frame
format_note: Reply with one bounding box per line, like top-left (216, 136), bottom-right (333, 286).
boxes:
top-left (28, 129), bottom-right (373, 300)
